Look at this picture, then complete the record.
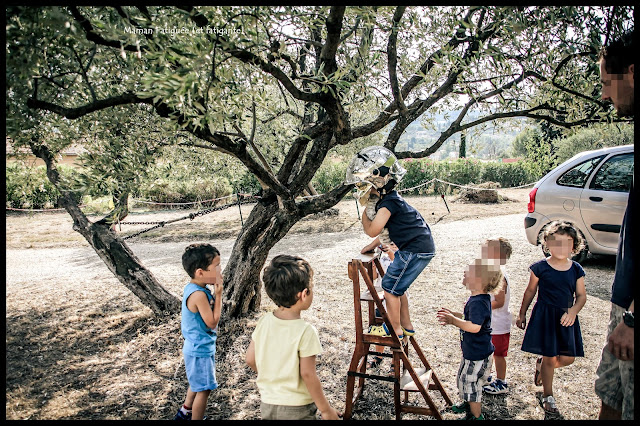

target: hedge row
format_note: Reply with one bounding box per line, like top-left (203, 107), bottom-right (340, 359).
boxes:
top-left (312, 158), bottom-right (542, 196)
top-left (7, 158), bottom-right (541, 210)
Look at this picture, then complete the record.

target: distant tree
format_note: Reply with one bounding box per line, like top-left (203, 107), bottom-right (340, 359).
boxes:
top-left (6, 6), bottom-right (633, 317)
top-left (459, 131), bottom-right (467, 158)
top-left (554, 123), bottom-right (634, 163)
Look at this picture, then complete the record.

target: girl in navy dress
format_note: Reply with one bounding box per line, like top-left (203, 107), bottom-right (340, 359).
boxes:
top-left (516, 221), bottom-right (587, 418)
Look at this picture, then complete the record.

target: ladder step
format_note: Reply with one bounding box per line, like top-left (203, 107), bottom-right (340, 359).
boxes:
top-left (362, 334), bottom-right (404, 347)
top-left (400, 368), bottom-right (432, 391)
top-left (360, 288), bottom-right (385, 301)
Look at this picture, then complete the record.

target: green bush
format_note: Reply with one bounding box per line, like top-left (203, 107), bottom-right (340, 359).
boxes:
top-left (138, 177), bottom-right (233, 204)
top-left (312, 161), bottom-right (349, 194)
top-left (481, 161), bottom-right (539, 187)
top-left (229, 170), bottom-right (262, 195)
top-left (5, 163), bottom-right (82, 209)
top-left (397, 158), bottom-right (542, 195)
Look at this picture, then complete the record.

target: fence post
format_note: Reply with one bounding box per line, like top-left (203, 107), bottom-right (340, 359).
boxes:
top-left (354, 194), bottom-right (360, 220)
top-left (236, 193), bottom-right (244, 227)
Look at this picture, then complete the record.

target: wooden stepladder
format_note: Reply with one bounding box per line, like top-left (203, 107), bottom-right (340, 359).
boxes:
top-left (344, 254), bottom-right (452, 420)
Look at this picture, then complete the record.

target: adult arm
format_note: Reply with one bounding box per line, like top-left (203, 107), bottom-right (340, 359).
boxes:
top-left (361, 236), bottom-right (381, 254)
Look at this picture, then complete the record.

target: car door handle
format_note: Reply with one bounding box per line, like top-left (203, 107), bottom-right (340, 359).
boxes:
top-left (589, 196), bottom-right (603, 202)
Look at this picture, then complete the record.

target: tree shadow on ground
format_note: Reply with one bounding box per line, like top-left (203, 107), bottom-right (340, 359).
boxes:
top-left (5, 296), bottom-right (187, 420)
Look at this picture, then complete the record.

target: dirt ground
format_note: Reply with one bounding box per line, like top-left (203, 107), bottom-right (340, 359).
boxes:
top-left (5, 188), bottom-right (617, 420)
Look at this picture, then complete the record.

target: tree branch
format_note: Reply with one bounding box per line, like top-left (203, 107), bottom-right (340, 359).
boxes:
top-left (27, 92), bottom-right (153, 119)
top-left (388, 7), bottom-right (408, 117)
top-left (228, 49), bottom-right (323, 104)
top-left (318, 6), bottom-right (346, 75)
top-left (69, 6), bottom-right (143, 52)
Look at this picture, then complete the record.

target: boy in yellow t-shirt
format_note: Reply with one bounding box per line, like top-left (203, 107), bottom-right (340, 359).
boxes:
top-left (245, 255), bottom-right (341, 420)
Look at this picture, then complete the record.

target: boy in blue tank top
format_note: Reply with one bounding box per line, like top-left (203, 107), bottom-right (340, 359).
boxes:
top-left (174, 243), bottom-right (223, 420)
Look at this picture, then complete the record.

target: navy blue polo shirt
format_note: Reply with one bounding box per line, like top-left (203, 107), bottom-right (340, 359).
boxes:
top-left (460, 294), bottom-right (494, 361)
top-left (376, 191), bottom-right (435, 254)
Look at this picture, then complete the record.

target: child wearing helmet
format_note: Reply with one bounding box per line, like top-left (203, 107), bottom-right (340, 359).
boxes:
top-left (346, 146), bottom-right (436, 340)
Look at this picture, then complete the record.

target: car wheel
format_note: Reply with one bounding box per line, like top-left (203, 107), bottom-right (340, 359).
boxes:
top-left (539, 227), bottom-right (589, 264)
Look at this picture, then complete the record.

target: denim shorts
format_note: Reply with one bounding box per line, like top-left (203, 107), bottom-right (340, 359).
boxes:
top-left (381, 250), bottom-right (434, 296)
top-left (184, 353), bottom-right (218, 392)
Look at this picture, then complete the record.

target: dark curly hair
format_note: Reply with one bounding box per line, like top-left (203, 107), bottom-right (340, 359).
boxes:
top-left (182, 243), bottom-right (220, 278)
top-left (262, 255), bottom-right (314, 308)
top-left (540, 221), bottom-right (585, 255)
top-left (599, 29), bottom-right (634, 74)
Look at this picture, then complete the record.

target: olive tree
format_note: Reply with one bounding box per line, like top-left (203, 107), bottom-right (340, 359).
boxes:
top-left (6, 6), bottom-right (633, 317)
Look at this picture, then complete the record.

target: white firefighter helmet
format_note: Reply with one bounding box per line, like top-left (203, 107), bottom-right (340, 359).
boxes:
top-left (345, 146), bottom-right (406, 205)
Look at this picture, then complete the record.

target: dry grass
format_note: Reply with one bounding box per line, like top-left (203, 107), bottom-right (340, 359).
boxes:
top-left (5, 188), bottom-right (616, 420)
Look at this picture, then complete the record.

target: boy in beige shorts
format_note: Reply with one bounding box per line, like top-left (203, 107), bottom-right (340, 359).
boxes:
top-left (245, 255), bottom-right (341, 420)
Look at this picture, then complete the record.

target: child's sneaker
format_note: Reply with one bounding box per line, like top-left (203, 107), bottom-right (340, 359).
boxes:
top-left (483, 379), bottom-right (509, 395)
top-left (462, 412), bottom-right (485, 420)
top-left (174, 408), bottom-right (192, 420)
top-left (451, 401), bottom-right (470, 414)
top-left (368, 324), bottom-right (403, 340)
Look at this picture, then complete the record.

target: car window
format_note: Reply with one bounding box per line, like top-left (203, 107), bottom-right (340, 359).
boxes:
top-left (589, 153), bottom-right (634, 192)
top-left (556, 155), bottom-right (605, 188)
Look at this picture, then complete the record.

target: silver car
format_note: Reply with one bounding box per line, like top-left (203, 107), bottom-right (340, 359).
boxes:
top-left (524, 144), bottom-right (634, 263)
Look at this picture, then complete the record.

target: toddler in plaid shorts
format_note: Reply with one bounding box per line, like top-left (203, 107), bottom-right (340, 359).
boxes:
top-left (437, 258), bottom-right (504, 420)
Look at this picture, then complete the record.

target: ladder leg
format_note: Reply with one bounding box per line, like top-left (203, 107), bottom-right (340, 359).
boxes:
top-left (344, 372), bottom-right (356, 420)
top-left (393, 350), bottom-right (402, 420)
top-left (410, 336), bottom-right (453, 406)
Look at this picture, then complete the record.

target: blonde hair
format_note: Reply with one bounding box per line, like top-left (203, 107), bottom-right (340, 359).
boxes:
top-left (485, 237), bottom-right (512, 260)
top-left (469, 258), bottom-right (504, 294)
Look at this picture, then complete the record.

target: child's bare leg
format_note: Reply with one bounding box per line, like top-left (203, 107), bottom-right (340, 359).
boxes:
top-left (541, 355), bottom-right (574, 411)
top-left (184, 386), bottom-right (196, 409)
top-left (494, 356), bottom-right (506, 381)
top-left (191, 390), bottom-right (211, 420)
top-left (553, 355), bottom-right (575, 369)
top-left (399, 293), bottom-right (413, 331)
top-left (541, 356), bottom-right (556, 398)
top-left (384, 291), bottom-right (403, 336)
top-left (468, 401), bottom-right (482, 418)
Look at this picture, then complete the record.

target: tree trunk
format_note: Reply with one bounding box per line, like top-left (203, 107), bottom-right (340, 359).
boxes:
top-left (81, 219), bottom-right (181, 315)
top-left (31, 142), bottom-right (181, 315)
top-left (221, 182), bottom-right (351, 318)
top-left (459, 130), bottom-right (466, 158)
top-left (222, 195), bottom-right (298, 317)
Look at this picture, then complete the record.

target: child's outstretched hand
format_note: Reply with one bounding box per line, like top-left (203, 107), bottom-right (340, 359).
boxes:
top-left (436, 308), bottom-right (454, 326)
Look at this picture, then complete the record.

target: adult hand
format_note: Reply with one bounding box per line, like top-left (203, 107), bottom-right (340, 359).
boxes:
top-left (606, 321), bottom-right (634, 361)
